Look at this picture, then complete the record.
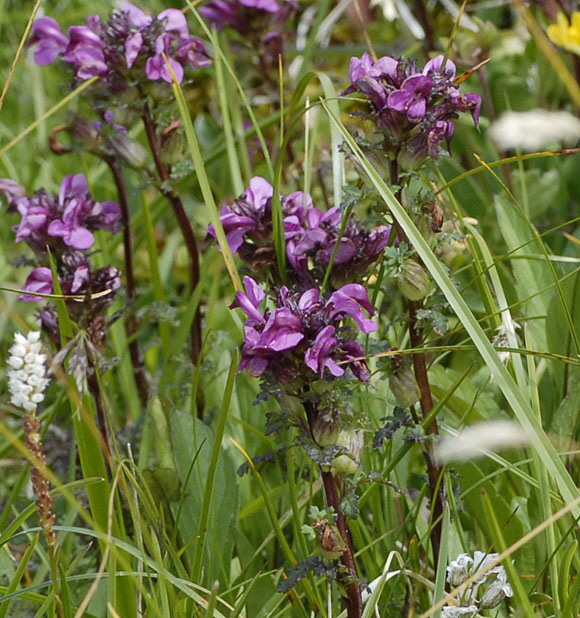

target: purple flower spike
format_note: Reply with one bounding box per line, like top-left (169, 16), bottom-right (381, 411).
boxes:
top-left (29, 17), bottom-right (68, 65)
top-left (31, 4), bottom-right (210, 88)
top-left (20, 267), bottom-right (53, 301)
top-left (346, 52), bottom-right (482, 168)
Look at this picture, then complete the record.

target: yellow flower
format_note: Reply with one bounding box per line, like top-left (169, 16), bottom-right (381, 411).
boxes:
top-left (547, 11), bottom-right (580, 56)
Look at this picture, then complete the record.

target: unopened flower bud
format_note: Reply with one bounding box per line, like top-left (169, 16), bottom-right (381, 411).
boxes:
top-left (70, 117), bottom-right (99, 146)
top-left (389, 365), bottom-right (420, 408)
top-left (396, 137), bottom-right (428, 171)
top-left (160, 130), bottom-right (184, 166)
top-left (397, 259), bottom-right (431, 301)
top-left (312, 413), bottom-right (364, 475)
top-left (109, 134), bottom-right (149, 169)
top-left (311, 412), bottom-right (340, 447)
top-left (330, 429), bottom-right (364, 475)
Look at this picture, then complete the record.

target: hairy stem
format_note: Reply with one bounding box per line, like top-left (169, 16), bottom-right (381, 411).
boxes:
top-left (107, 159), bottom-right (149, 408)
top-left (389, 159), bottom-right (444, 564)
top-left (305, 402), bottom-right (362, 618)
top-left (141, 106), bottom-right (202, 371)
top-left (320, 470), bottom-right (362, 618)
top-left (24, 413), bottom-right (64, 618)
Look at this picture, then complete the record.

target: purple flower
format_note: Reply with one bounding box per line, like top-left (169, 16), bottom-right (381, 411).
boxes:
top-left (176, 38), bottom-right (213, 70)
top-left (29, 17), bottom-right (68, 65)
top-left (387, 74), bottom-right (434, 121)
top-left (345, 53), bottom-right (398, 109)
top-left (5, 174), bottom-right (121, 255)
top-left (305, 326), bottom-right (343, 377)
top-left (208, 176), bottom-right (275, 252)
top-left (20, 267), bottom-right (53, 301)
top-left (200, 0), bottom-right (281, 32)
top-left (63, 25), bottom-right (109, 80)
top-left (71, 264), bottom-right (90, 293)
top-left (209, 177), bottom-right (390, 286)
top-left (47, 174), bottom-right (121, 250)
top-left (145, 36), bottom-right (185, 83)
top-left (231, 276), bottom-right (267, 325)
top-left (30, 4), bottom-right (211, 88)
top-left (348, 52), bottom-right (398, 84)
top-left (12, 192), bottom-right (54, 247)
top-left (327, 284), bottom-right (377, 334)
top-left (345, 53), bottom-right (482, 168)
top-left (233, 278), bottom-right (375, 381)
top-left (423, 56), bottom-right (456, 78)
top-left (0, 179), bottom-right (26, 202)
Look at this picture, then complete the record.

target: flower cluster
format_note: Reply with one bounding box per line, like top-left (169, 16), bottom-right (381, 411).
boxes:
top-left (200, 0), bottom-right (297, 77)
top-left (7, 331), bottom-right (50, 413)
top-left (444, 551), bottom-right (513, 615)
top-left (0, 175), bottom-right (122, 339)
top-left (7, 330), bottom-right (58, 550)
top-left (208, 176), bottom-right (390, 288)
top-left (345, 53), bottom-right (481, 169)
top-left (6, 174), bottom-right (120, 255)
top-left (233, 276), bottom-right (376, 385)
top-left (29, 3), bottom-right (210, 87)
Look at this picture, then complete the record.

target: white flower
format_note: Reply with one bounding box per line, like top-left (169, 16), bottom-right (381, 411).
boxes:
top-left (446, 553), bottom-right (473, 586)
top-left (433, 420), bottom-right (529, 463)
top-left (481, 573), bottom-right (514, 609)
top-left (441, 605), bottom-right (479, 617)
top-left (492, 318), bottom-right (520, 365)
top-left (7, 331), bottom-right (50, 412)
top-left (490, 109), bottom-right (580, 152)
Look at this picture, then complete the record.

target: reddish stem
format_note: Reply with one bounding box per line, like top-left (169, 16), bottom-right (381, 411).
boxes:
top-left (320, 470), bottom-right (362, 618)
top-left (141, 106), bottom-right (203, 390)
top-left (389, 159), bottom-right (444, 564)
top-left (107, 159), bottom-right (149, 408)
top-left (305, 402), bottom-right (362, 618)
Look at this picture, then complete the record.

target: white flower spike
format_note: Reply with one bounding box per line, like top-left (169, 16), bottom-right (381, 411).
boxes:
top-left (7, 331), bottom-right (50, 412)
